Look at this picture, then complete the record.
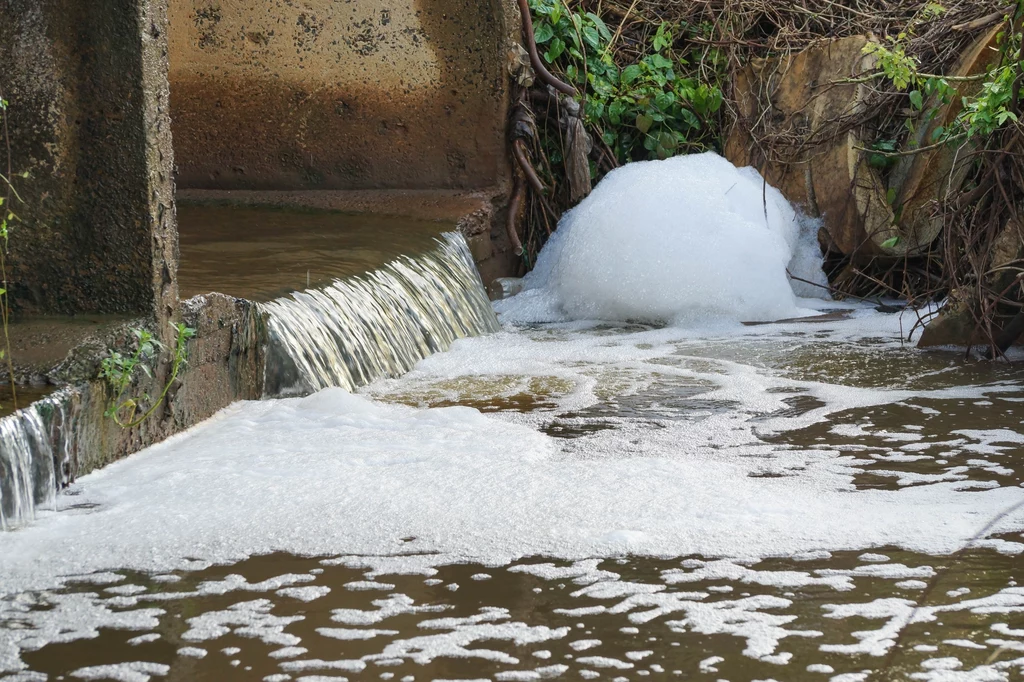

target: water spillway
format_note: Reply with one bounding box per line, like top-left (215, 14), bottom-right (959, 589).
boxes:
top-left (261, 232), bottom-right (501, 397)
top-left (0, 390), bottom-right (77, 530)
top-left (0, 228), bottom-right (500, 527)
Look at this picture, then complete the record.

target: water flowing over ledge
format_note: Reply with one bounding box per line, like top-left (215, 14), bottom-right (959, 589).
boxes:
top-left (261, 232), bottom-right (501, 397)
top-left (0, 233), bottom-right (500, 529)
top-left (0, 389), bottom-right (80, 530)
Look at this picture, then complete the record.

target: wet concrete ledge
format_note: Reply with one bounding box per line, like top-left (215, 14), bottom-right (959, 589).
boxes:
top-left (8, 294), bottom-right (264, 488)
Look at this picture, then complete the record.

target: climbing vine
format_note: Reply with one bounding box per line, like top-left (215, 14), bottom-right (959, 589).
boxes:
top-left (862, 0), bottom-right (1022, 147)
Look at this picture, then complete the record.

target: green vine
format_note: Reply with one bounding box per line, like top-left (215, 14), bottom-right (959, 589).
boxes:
top-left (100, 322), bottom-right (196, 429)
top-left (864, 0), bottom-right (1022, 145)
top-left (529, 0), bottom-right (726, 166)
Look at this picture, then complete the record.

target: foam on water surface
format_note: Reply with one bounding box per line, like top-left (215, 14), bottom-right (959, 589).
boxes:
top-left (1, 310), bottom-right (1022, 595)
top-left (497, 152), bottom-right (829, 325)
top-left (2, 158), bottom-right (1024, 680)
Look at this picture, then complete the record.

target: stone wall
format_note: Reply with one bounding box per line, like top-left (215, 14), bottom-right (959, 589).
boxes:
top-left (168, 0), bottom-right (519, 192)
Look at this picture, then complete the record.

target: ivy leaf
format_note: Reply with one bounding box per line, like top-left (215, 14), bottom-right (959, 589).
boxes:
top-left (608, 99), bottom-right (626, 124)
top-left (621, 64), bottom-right (642, 85)
top-left (582, 26), bottom-right (601, 49)
top-left (586, 12), bottom-right (612, 40)
top-left (909, 90), bottom-right (924, 110)
top-left (647, 53), bottom-right (674, 70)
top-left (654, 91), bottom-right (676, 111)
top-left (636, 113), bottom-right (654, 133)
top-left (534, 21), bottom-right (554, 44)
top-left (544, 37), bottom-right (565, 63)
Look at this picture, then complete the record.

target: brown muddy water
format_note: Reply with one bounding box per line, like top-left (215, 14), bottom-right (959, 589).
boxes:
top-left (12, 546), bottom-right (1024, 682)
top-left (176, 204), bottom-right (451, 301)
top-left (3, 316), bottom-right (1024, 682)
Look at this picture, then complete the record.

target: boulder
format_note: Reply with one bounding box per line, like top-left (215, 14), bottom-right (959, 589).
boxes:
top-left (891, 24), bottom-right (1004, 255)
top-left (726, 36), bottom-right (895, 256)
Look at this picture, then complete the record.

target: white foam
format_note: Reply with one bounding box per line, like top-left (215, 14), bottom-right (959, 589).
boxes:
top-left (70, 662), bottom-right (169, 682)
top-left (278, 586), bottom-right (332, 602)
top-left (1, 371), bottom-right (1022, 596)
top-left (496, 153), bottom-right (827, 326)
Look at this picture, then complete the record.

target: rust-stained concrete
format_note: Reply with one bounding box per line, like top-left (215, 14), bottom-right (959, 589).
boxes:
top-left (169, 0), bottom-right (519, 193)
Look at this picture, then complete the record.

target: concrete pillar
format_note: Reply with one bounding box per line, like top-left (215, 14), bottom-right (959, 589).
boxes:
top-left (0, 0), bottom-right (177, 325)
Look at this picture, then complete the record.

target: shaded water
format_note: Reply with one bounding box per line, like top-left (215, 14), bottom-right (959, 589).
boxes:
top-left (177, 205), bottom-right (451, 302)
top-left (3, 313), bottom-right (1024, 680)
top-left (0, 386), bottom-right (60, 421)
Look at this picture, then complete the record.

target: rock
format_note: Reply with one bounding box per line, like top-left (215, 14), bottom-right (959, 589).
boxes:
top-left (726, 37), bottom-right (895, 256)
top-left (917, 289), bottom-right (979, 348)
top-left (918, 214), bottom-right (1024, 348)
top-left (891, 25), bottom-right (1004, 255)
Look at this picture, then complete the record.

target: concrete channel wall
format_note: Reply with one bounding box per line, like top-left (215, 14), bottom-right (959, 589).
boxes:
top-left (169, 0), bottom-right (519, 192)
top-left (0, 0), bottom-right (521, 494)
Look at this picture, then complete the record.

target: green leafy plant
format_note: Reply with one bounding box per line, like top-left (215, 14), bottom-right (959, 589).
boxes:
top-left (862, 1), bottom-right (1023, 149)
top-left (530, 0), bottom-right (725, 164)
top-left (101, 322), bottom-right (196, 429)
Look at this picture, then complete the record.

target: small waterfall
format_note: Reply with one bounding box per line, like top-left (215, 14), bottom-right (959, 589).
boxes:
top-left (262, 232), bottom-right (500, 396)
top-left (0, 391), bottom-right (70, 530)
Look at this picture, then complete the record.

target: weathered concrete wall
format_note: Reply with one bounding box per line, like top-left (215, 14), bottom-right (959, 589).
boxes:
top-left (0, 0), bottom-right (178, 319)
top-left (47, 294), bottom-right (265, 479)
top-left (169, 0), bottom-right (519, 192)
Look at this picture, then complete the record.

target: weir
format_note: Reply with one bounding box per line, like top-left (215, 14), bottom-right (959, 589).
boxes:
top-left (263, 233), bottom-right (500, 397)
top-left (0, 0), bottom-right (523, 525)
top-left (0, 232), bottom-right (498, 528)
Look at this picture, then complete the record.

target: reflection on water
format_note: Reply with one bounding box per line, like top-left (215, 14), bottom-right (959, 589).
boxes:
top-left (177, 204), bottom-right (451, 301)
top-left (0, 385), bottom-right (59, 421)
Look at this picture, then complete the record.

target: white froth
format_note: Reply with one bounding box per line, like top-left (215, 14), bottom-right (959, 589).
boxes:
top-left (2, 312), bottom-right (1024, 595)
top-left (496, 152), bottom-right (827, 325)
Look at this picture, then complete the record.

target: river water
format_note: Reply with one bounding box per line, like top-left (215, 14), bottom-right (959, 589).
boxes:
top-left (3, 156), bottom-right (1024, 680)
top-left (2, 308), bottom-right (1024, 682)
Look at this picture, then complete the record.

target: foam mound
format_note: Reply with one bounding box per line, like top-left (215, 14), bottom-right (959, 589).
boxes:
top-left (497, 152), bottom-right (828, 325)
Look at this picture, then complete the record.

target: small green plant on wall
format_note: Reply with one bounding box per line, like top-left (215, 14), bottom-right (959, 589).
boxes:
top-left (101, 323), bottom-right (195, 429)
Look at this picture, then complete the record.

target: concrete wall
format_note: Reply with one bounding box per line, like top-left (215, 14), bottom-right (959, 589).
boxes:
top-left (0, 0), bottom-right (178, 319)
top-left (0, 0), bottom-right (522, 496)
top-left (168, 0), bottom-right (519, 192)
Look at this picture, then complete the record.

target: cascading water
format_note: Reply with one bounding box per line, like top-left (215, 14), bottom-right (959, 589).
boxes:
top-left (261, 232), bottom-right (501, 396)
top-left (0, 391), bottom-right (71, 530)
